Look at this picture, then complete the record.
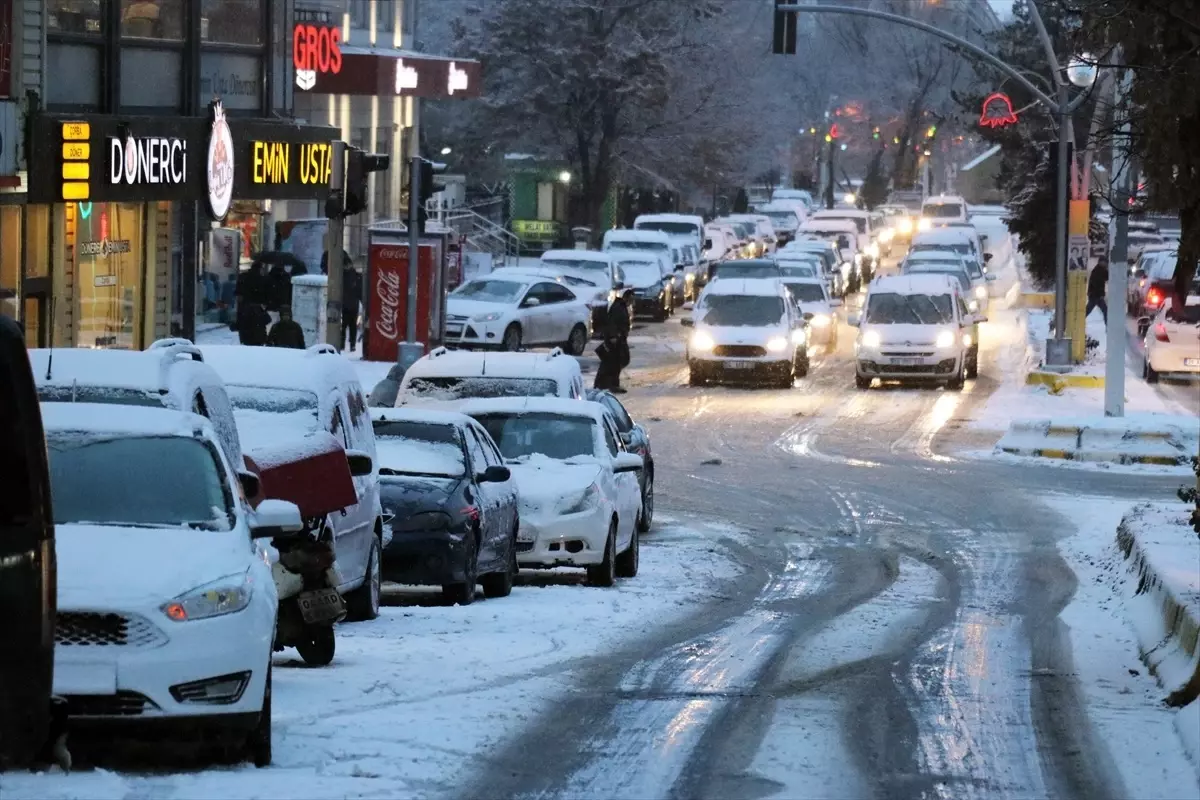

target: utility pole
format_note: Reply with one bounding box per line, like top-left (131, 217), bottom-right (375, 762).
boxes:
top-left (324, 142), bottom-right (346, 349)
top-left (825, 136), bottom-right (836, 209)
top-left (1105, 53), bottom-right (1131, 417)
top-left (406, 153), bottom-right (422, 345)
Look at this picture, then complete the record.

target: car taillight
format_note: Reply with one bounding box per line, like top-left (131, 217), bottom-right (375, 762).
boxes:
top-left (1147, 288), bottom-right (1163, 306)
top-left (1154, 323), bottom-right (1170, 342)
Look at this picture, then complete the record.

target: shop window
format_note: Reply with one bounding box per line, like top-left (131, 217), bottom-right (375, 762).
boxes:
top-left (201, 0), bottom-right (262, 46)
top-left (73, 203), bottom-right (146, 350)
top-left (25, 207), bottom-right (51, 280)
top-left (378, 0), bottom-right (394, 33)
top-left (48, 0), bottom-right (103, 36)
top-left (121, 0), bottom-right (184, 40)
top-left (0, 207), bottom-right (21, 320)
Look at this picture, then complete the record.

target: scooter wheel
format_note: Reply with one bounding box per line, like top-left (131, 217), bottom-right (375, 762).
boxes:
top-left (295, 625), bottom-right (336, 666)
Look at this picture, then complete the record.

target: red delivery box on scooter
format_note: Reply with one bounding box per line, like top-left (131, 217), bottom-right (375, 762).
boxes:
top-left (242, 431), bottom-right (358, 517)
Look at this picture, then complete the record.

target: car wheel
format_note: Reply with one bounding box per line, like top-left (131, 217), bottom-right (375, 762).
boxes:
top-left (636, 470), bottom-right (654, 533)
top-left (855, 375), bottom-right (872, 390)
top-left (344, 535), bottom-right (381, 621)
top-left (793, 353), bottom-right (809, 379)
top-left (946, 368), bottom-right (965, 391)
top-left (965, 352), bottom-right (979, 380)
top-left (502, 324), bottom-right (522, 352)
top-left (565, 324), bottom-right (589, 356)
top-left (654, 301), bottom-right (669, 322)
top-left (481, 527), bottom-right (517, 599)
top-left (615, 525), bottom-right (639, 579)
top-left (443, 531), bottom-right (477, 605)
top-left (1144, 358), bottom-right (1160, 384)
top-left (586, 521), bottom-right (617, 587)
top-left (688, 368), bottom-right (705, 387)
top-left (295, 624), bottom-right (336, 666)
top-left (246, 662), bottom-right (272, 767)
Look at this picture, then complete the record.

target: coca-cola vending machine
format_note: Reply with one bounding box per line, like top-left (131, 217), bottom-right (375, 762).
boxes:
top-left (364, 236), bottom-right (445, 362)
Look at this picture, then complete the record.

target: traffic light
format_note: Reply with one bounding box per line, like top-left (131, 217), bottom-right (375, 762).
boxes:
top-left (411, 158), bottom-right (447, 235)
top-left (772, 0), bottom-right (797, 55)
top-left (344, 147), bottom-right (390, 217)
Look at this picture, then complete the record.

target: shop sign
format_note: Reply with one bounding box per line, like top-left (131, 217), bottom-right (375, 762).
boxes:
top-left (298, 51), bottom-right (481, 99)
top-left (79, 239), bottom-right (132, 257)
top-left (513, 219), bottom-right (560, 239)
top-left (250, 140), bottom-right (333, 187)
top-left (293, 23), bottom-right (343, 91)
top-left (109, 135), bottom-right (188, 186)
top-left (206, 101), bottom-right (235, 221)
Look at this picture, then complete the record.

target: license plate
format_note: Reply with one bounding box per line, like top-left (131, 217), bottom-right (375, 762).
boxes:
top-left (890, 357), bottom-right (923, 365)
top-left (725, 360), bottom-right (755, 369)
top-left (298, 588), bottom-right (346, 624)
top-left (1185, 359), bottom-right (1200, 367)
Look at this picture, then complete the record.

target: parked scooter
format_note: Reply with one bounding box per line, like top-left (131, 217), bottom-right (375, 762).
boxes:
top-left (272, 517), bottom-right (346, 666)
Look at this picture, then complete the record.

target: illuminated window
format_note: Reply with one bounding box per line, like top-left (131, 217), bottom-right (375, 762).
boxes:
top-left (0, 207), bottom-right (20, 321)
top-left (201, 0), bottom-right (262, 46)
top-left (72, 203), bottom-right (147, 350)
top-left (121, 0), bottom-right (184, 39)
top-left (48, 0), bottom-right (103, 36)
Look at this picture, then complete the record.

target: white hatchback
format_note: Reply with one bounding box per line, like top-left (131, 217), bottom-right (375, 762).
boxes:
top-left (45, 403), bottom-right (303, 766)
top-left (446, 273), bottom-right (592, 355)
top-left (397, 347), bottom-right (586, 408)
top-left (1143, 295), bottom-right (1200, 382)
top-left (462, 397), bottom-right (644, 586)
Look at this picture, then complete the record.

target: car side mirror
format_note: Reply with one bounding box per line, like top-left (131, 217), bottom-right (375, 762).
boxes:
top-left (346, 449), bottom-right (374, 477)
top-left (238, 470), bottom-right (261, 499)
top-left (984, 253), bottom-right (994, 262)
top-left (680, 317), bottom-right (694, 327)
top-left (613, 452), bottom-right (643, 473)
top-left (250, 499), bottom-right (304, 539)
top-left (478, 465), bottom-right (511, 483)
top-left (847, 313), bottom-right (861, 327)
top-left (523, 297), bottom-right (541, 307)
top-left (830, 298), bottom-right (844, 308)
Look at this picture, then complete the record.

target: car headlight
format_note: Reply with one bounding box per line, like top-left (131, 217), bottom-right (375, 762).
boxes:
top-left (917, 218), bottom-right (932, 231)
top-left (865, 243), bottom-right (880, 259)
top-left (790, 328), bottom-right (807, 345)
top-left (861, 330), bottom-right (882, 349)
top-left (879, 229), bottom-right (894, 242)
top-left (968, 299), bottom-right (979, 312)
top-left (810, 314), bottom-right (832, 327)
top-left (974, 286), bottom-right (987, 299)
top-left (562, 484), bottom-right (600, 515)
top-left (690, 330), bottom-right (715, 351)
top-left (472, 311), bottom-right (504, 322)
top-left (935, 330), bottom-right (956, 349)
top-left (766, 336), bottom-right (790, 352)
top-left (898, 219), bottom-right (913, 234)
top-left (162, 572), bottom-right (253, 622)
top-left (963, 333), bottom-right (973, 348)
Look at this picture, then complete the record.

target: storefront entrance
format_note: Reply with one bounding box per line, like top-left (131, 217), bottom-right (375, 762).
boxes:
top-left (70, 202), bottom-right (148, 349)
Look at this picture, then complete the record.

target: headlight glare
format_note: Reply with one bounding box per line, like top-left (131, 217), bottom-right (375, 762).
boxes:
top-left (791, 328), bottom-right (807, 345)
top-left (690, 330), bottom-right (715, 351)
top-left (865, 243), bottom-right (880, 259)
top-left (974, 286), bottom-right (987, 299)
top-left (810, 314), bottom-right (832, 327)
top-left (861, 330), bottom-right (882, 349)
top-left (936, 330), bottom-right (956, 349)
top-left (968, 299), bottom-right (980, 312)
top-left (162, 572), bottom-right (252, 622)
top-left (963, 334), bottom-right (973, 347)
top-left (766, 336), bottom-right (789, 352)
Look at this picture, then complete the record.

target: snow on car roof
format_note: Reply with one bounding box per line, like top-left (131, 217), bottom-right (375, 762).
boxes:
top-left (871, 274), bottom-right (960, 296)
top-left (370, 406), bottom-right (476, 426)
top-left (756, 202), bottom-right (802, 213)
top-left (703, 277), bottom-right (785, 297)
top-left (913, 228), bottom-right (975, 245)
top-left (541, 249), bottom-right (613, 263)
top-left (812, 209), bottom-right (869, 219)
top-left (635, 213), bottom-right (703, 224)
top-left (800, 219), bottom-right (856, 232)
top-left (925, 194), bottom-right (966, 204)
top-left (198, 344), bottom-right (360, 395)
top-left (602, 229), bottom-right (673, 243)
top-left (464, 272), bottom-right (537, 287)
top-left (40, 401), bottom-right (208, 438)
top-left (457, 395), bottom-right (606, 422)
top-left (406, 349), bottom-right (581, 381)
top-left (30, 348), bottom-right (177, 391)
top-left (906, 250), bottom-right (967, 263)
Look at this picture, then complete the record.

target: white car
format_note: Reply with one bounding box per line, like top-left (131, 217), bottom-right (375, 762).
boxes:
top-left (461, 397), bottom-right (644, 586)
top-left (850, 274), bottom-right (980, 390)
top-left (810, 209), bottom-right (878, 270)
top-left (601, 229), bottom-right (681, 269)
top-left (727, 214), bottom-right (778, 256)
top-left (633, 213), bottom-right (705, 297)
top-left (397, 347), bottom-right (586, 407)
top-left (920, 193), bottom-right (970, 230)
top-left (756, 202), bottom-right (807, 246)
top-left (781, 277), bottom-right (842, 349)
top-left (798, 220), bottom-right (862, 289)
top-left (684, 278), bottom-right (810, 387)
top-left (771, 188), bottom-right (816, 213)
top-left (45, 403), bottom-right (304, 766)
top-left (1143, 295), bottom-right (1200, 382)
top-left (610, 253), bottom-right (675, 321)
top-left (446, 273), bottom-right (592, 354)
top-left (903, 250), bottom-right (993, 313)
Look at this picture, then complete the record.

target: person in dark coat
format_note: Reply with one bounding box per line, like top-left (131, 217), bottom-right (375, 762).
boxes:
top-left (267, 306), bottom-right (307, 349)
top-left (594, 284), bottom-right (632, 393)
top-left (342, 267), bottom-right (362, 352)
top-left (1086, 257), bottom-right (1109, 323)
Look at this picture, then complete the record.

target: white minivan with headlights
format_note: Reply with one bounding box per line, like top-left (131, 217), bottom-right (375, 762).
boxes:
top-left (45, 403), bottom-right (304, 766)
top-left (683, 278), bottom-right (810, 388)
top-left (850, 274), bottom-right (983, 390)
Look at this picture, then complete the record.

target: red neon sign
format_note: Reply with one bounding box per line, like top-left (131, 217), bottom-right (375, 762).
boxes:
top-left (829, 123), bottom-right (840, 139)
top-left (293, 24), bottom-right (343, 75)
top-left (979, 92), bottom-right (1019, 128)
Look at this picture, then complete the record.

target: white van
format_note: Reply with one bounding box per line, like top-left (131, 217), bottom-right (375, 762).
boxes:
top-left (633, 213), bottom-right (704, 254)
top-left (603, 229), bottom-right (682, 269)
top-left (920, 194), bottom-right (970, 230)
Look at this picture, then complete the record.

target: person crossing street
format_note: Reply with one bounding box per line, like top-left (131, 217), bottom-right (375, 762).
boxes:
top-left (594, 285), bottom-right (632, 393)
top-left (1086, 257), bottom-right (1109, 323)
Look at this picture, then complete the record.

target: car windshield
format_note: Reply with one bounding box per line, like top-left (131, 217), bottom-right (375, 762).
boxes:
top-left (542, 258), bottom-right (612, 274)
top-left (636, 221), bottom-right (699, 237)
top-left (372, 421), bottom-right (466, 478)
top-left (924, 203), bottom-right (964, 219)
top-left (715, 263), bottom-right (780, 279)
top-left (785, 283), bottom-right (826, 303)
top-left (620, 263), bottom-right (662, 286)
top-left (702, 294), bottom-right (785, 326)
top-left (38, 385), bottom-right (168, 407)
top-left (48, 433), bottom-right (232, 529)
top-left (763, 211), bottom-right (799, 229)
top-left (778, 263), bottom-right (817, 278)
top-left (906, 266), bottom-right (971, 293)
top-left (453, 279), bottom-right (526, 304)
top-left (605, 240), bottom-right (668, 252)
top-left (818, 216), bottom-right (867, 234)
top-left (405, 376), bottom-right (559, 402)
top-left (912, 242), bottom-right (972, 256)
top-left (866, 292), bottom-right (954, 324)
top-left (471, 412), bottom-right (596, 463)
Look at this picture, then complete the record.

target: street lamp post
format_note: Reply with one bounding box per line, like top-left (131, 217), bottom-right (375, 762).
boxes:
top-left (777, 1), bottom-right (1092, 368)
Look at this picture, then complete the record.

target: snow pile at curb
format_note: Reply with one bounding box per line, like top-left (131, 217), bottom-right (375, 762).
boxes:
top-left (1116, 502), bottom-right (1200, 763)
top-left (996, 415), bottom-right (1198, 467)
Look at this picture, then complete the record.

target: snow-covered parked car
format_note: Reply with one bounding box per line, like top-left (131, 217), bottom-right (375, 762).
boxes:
top-left (29, 339), bottom-right (243, 471)
top-left (461, 397), bottom-right (644, 587)
top-left (396, 347), bottom-right (586, 408)
top-left (446, 273), bottom-right (592, 355)
top-left (199, 343), bottom-right (384, 621)
top-left (611, 252), bottom-right (675, 321)
top-left (1143, 295), bottom-right (1200, 382)
top-left (538, 249), bottom-right (620, 333)
top-left (44, 402), bottom-right (305, 766)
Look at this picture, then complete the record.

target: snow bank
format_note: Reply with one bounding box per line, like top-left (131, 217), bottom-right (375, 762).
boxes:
top-left (995, 415), bottom-right (1197, 468)
top-left (1117, 502), bottom-right (1200, 764)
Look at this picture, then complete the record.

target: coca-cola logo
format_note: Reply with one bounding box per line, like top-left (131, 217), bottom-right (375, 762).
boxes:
top-left (378, 248), bottom-right (409, 260)
top-left (375, 270), bottom-right (402, 341)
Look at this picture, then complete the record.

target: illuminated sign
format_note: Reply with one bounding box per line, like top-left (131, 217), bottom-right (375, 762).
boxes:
top-left (979, 92), bottom-right (1019, 128)
top-left (109, 135), bottom-right (188, 185)
top-left (250, 140), bottom-right (333, 186)
top-left (79, 239), bottom-right (132, 257)
top-left (61, 122), bottom-right (91, 200)
top-left (395, 59), bottom-right (419, 93)
top-left (448, 62), bottom-right (468, 95)
top-left (294, 23), bottom-right (343, 90)
top-left (206, 101), bottom-right (235, 221)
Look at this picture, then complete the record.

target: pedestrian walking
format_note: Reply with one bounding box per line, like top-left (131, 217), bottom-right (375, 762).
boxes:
top-left (266, 306), bottom-right (307, 349)
top-left (1086, 257), bottom-right (1109, 323)
top-left (594, 285), bottom-right (632, 393)
top-left (343, 266), bottom-right (362, 352)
